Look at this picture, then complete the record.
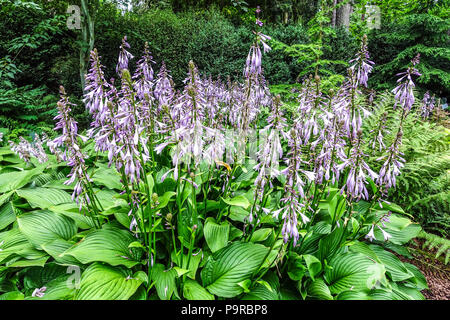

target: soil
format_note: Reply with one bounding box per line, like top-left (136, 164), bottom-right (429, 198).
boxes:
top-left (397, 238), bottom-right (450, 300)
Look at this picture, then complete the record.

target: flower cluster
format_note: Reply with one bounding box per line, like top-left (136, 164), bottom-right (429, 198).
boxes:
top-left (392, 54), bottom-right (421, 112)
top-left (9, 134), bottom-right (48, 164)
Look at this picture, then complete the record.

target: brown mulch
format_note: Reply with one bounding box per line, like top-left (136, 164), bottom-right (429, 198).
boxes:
top-left (396, 238), bottom-right (450, 300)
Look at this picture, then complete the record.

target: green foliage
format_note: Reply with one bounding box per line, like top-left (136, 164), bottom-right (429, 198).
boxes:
top-left (364, 91), bottom-right (450, 237)
top-left (416, 231), bottom-right (450, 265)
top-left (0, 86), bottom-right (57, 142)
top-left (369, 13), bottom-right (450, 96)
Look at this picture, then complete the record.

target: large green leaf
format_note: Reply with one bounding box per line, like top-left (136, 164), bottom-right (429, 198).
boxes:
top-left (0, 202), bottom-right (15, 231)
top-left (373, 213), bottom-right (421, 245)
top-left (16, 187), bottom-right (72, 209)
top-left (317, 226), bottom-right (345, 261)
top-left (17, 210), bottom-right (77, 249)
top-left (306, 278), bottom-right (333, 300)
top-left (0, 167), bottom-right (44, 193)
top-left (63, 226), bottom-right (141, 268)
top-left (221, 195), bottom-right (251, 209)
top-left (203, 217), bottom-right (230, 253)
top-left (0, 228), bottom-right (35, 264)
top-left (370, 245), bottom-right (414, 282)
top-left (76, 263), bottom-right (142, 300)
top-left (151, 263), bottom-right (178, 300)
top-left (91, 166), bottom-right (122, 190)
top-left (201, 242), bottom-right (269, 298)
top-left (183, 279), bottom-right (214, 300)
top-left (324, 252), bottom-right (378, 295)
top-left (48, 203), bottom-right (96, 229)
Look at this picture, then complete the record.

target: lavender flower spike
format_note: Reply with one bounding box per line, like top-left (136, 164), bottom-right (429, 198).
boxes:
top-left (392, 54), bottom-right (421, 112)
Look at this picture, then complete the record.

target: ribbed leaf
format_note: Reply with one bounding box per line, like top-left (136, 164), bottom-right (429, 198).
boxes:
top-left (17, 210), bottom-right (77, 249)
top-left (306, 279), bottom-right (333, 300)
top-left (370, 245), bottom-right (414, 282)
top-left (76, 263), bottom-right (142, 300)
top-left (183, 279), bottom-right (214, 300)
top-left (0, 202), bottom-right (15, 231)
top-left (324, 252), bottom-right (377, 294)
top-left (16, 187), bottom-right (72, 209)
top-left (201, 242), bottom-right (269, 298)
top-left (151, 263), bottom-right (178, 300)
top-left (91, 167), bottom-right (122, 190)
top-left (0, 167), bottom-right (43, 193)
top-left (63, 226), bottom-right (141, 268)
top-left (48, 203), bottom-right (96, 229)
top-left (203, 217), bottom-right (230, 253)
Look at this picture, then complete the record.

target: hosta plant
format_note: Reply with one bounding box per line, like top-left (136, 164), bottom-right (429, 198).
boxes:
top-left (0, 16), bottom-right (428, 300)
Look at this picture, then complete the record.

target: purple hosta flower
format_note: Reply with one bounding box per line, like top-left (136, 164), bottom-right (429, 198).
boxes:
top-left (48, 87), bottom-right (91, 209)
top-left (9, 134), bottom-right (48, 164)
top-left (154, 62), bottom-right (175, 108)
top-left (365, 225), bottom-right (376, 242)
top-left (349, 35), bottom-right (374, 88)
top-left (421, 91), bottom-right (436, 119)
top-left (339, 129), bottom-right (378, 201)
top-left (0, 132), bottom-right (3, 143)
top-left (371, 112), bottom-right (388, 152)
top-left (392, 54), bottom-right (421, 112)
top-left (133, 41), bottom-right (155, 101)
top-left (376, 129), bottom-right (405, 196)
top-left (244, 36), bottom-right (271, 78)
top-left (32, 286), bottom-right (47, 298)
top-left (84, 48), bottom-right (110, 116)
top-left (155, 61), bottom-right (216, 175)
top-left (116, 36), bottom-right (134, 75)
top-left (275, 186), bottom-right (310, 246)
top-left (281, 129), bottom-right (316, 198)
top-left (314, 118), bottom-right (348, 185)
top-left (253, 95), bottom-right (287, 203)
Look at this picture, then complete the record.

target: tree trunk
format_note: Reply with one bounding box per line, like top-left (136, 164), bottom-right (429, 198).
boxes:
top-left (80, 0), bottom-right (95, 93)
top-left (331, 0), bottom-right (337, 27)
top-left (336, 0), bottom-right (352, 29)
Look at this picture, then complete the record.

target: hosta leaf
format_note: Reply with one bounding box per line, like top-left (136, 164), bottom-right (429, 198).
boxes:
top-left (0, 191), bottom-right (13, 207)
top-left (151, 263), bottom-right (178, 300)
top-left (203, 217), bottom-right (230, 253)
top-left (0, 202), bottom-right (15, 231)
top-left (306, 279), bottom-right (333, 300)
top-left (91, 166), bottom-right (122, 190)
top-left (249, 228), bottom-right (273, 243)
top-left (324, 252), bottom-right (377, 295)
top-left (16, 187), bottom-right (72, 209)
top-left (76, 263), bottom-right (142, 300)
top-left (7, 256), bottom-right (48, 268)
top-left (63, 226), bottom-right (141, 268)
top-left (303, 254), bottom-right (322, 281)
top-left (403, 263), bottom-right (428, 290)
top-left (40, 239), bottom-right (80, 265)
top-left (0, 291), bottom-right (24, 300)
top-left (201, 242), bottom-right (269, 298)
top-left (17, 210), bottom-right (77, 249)
top-left (370, 245), bottom-right (414, 282)
top-left (155, 191), bottom-right (177, 210)
top-left (221, 195), bottom-right (251, 209)
top-left (336, 290), bottom-right (371, 300)
top-left (241, 273), bottom-right (279, 300)
top-left (0, 228), bottom-right (35, 264)
top-left (183, 279), bottom-right (214, 300)
top-left (373, 214), bottom-right (421, 245)
top-left (33, 275), bottom-right (76, 300)
top-left (48, 203), bottom-right (96, 229)
top-left (317, 225), bottom-right (345, 261)
top-left (0, 167), bottom-right (44, 193)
